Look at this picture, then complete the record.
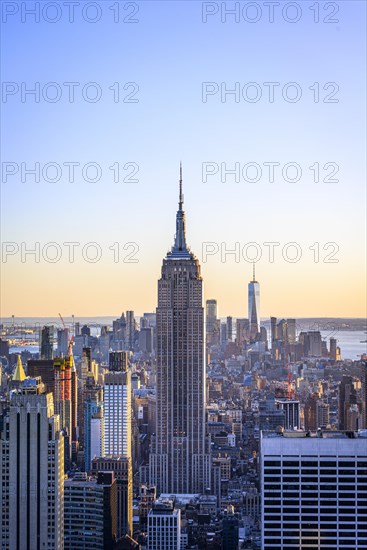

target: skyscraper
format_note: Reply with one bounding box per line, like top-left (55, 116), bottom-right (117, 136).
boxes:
top-left (27, 355), bottom-right (77, 464)
top-left (53, 356), bottom-right (73, 463)
top-left (329, 337), bottom-right (337, 360)
top-left (261, 430), bottom-right (367, 550)
top-left (84, 399), bottom-right (104, 472)
top-left (126, 311), bottom-right (136, 351)
top-left (275, 399), bottom-right (301, 430)
top-left (270, 316), bottom-right (277, 344)
top-left (206, 299), bottom-right (219, 346)
top-left (57, 328), bottom-right (69, 356)
top-left (139, 327), bottom-right (154, 353)
top-left (104, 370), bottom-right (131, 457)
top-left (92, 456), bottom-right (133, 538)
top-left (64, 471), bottom-right (117, 549)
top-left (109, 350), bottom-right (129, 372)
top-left (149, 166), bottom-right (211, 494)
top-left (40, 325), bottom-right (54, 360)
top-left (226, 316), bottom-right (233, 341)
top-left (338, 375), bottom-right (362, 430)
top-left (0, 378), bottom-right (64, 549)
top-left (248, 264), bottom-right (260, 340)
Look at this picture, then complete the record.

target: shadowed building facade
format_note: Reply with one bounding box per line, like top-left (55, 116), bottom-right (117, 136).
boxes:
top-left (0, 378), bottom-right (64, 550)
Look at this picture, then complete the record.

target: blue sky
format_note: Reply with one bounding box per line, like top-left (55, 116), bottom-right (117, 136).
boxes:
top-left (1, 0), bottom-right (366, 317)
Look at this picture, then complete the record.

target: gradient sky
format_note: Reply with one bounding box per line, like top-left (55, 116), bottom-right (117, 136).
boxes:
top-left (1, 0), bottom-right (366, 318)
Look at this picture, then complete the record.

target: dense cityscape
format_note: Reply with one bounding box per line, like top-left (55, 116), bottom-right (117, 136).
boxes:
top-left (0, 177), bottom-right (366, 549)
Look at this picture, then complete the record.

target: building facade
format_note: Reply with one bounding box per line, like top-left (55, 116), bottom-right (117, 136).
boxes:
top-left (149, 168), bottom-right (210, 494)
top-left (104, 370), bottom-right (131, 457)
top-left (109, 351), bottom-right (129, 372)
top-left (40, 325), bottom-right (54, 360)
top-left (64, 471), bottom-right (117, 549)
top-left (0, 379), bottom-right (64, 549)
top-left (148, 498), bottom-right (181, 550)
top-left (275, 399), bottom-right (301, 430)
top-left (92, 455), bottom-right (133, 538)
top-left (248, 266), bottom-right (260, 339)
top-left (84, 399), bottom-right (104, 472)
top-left (261, 430), bottom-right (367, 550)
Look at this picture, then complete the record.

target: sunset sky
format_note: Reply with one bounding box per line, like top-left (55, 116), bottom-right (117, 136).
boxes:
top-left (1, 1), bottom-right (366, 318)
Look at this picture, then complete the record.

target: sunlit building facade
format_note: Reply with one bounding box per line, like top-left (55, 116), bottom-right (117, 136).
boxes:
top-left (149, 167), bottom-right (211, 494)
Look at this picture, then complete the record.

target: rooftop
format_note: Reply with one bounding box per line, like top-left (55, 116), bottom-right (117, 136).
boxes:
top-left (262, 429), bottom-right (367, 439)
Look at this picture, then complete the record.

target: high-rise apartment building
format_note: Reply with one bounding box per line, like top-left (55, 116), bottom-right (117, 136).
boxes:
top-left (149, 168), bottom-right (211, 494)
top-left (104, 370), bottom-right (131, 457)
top-left (0, 378), bottom-right (64, 549)
top-left (261, 430), bottom-right (367, 550)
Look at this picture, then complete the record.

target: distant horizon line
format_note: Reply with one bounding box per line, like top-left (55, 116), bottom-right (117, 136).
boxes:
top-left (1, 315), bottom-right (366, 321)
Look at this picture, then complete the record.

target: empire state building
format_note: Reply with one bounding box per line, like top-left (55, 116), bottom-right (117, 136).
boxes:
top-left (149, 166), bottom-right (211, 495)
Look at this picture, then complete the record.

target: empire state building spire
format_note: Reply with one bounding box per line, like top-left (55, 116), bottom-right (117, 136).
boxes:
top-left (170, 163), bottom-right (191, 258)
top-left (179, 161), bottom-right (183, 210)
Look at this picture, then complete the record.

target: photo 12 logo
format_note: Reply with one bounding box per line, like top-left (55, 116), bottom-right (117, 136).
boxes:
top-left (201, 241), bottom-right (340, 264)
top-left (202, 82), bottom-right (339, 104)
top-left (2, 161), bottom-right (139, 184)
top-left (1, 82), bottom-right (140, 104)
top-left (1, 2), bottom-right (140, 24)
top-left (1, 242), bottom-right (140, 264)
top-left (202, 161), bottom-right (340, 184)
top-left (201, 2), bottom-right (340, 24)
